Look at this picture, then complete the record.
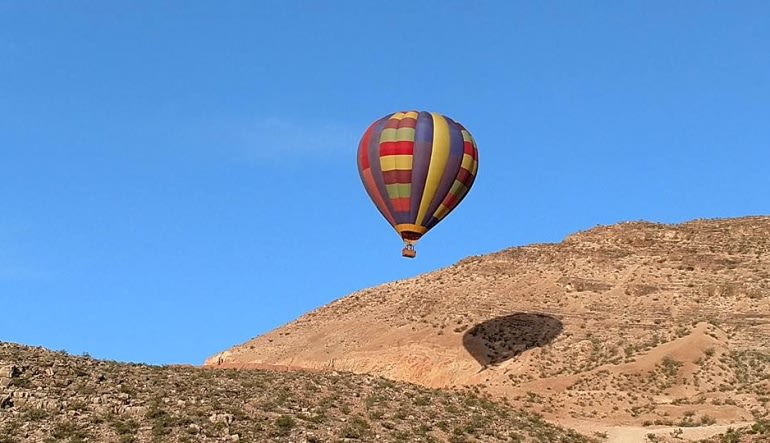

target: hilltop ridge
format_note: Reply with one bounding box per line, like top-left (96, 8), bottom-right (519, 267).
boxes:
top-left (208, 216), bottom-right (770, 439)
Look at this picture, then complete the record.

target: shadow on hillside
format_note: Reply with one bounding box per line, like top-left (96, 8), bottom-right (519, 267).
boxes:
top-left (462, 313), bottom-right (563, 368)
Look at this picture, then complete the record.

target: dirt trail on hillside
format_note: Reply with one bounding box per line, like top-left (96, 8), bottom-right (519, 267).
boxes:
top-left (604, 422), bottom-right (753, 442)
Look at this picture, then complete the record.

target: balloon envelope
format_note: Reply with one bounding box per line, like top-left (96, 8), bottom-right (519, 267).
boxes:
top-left (357, 111), bottom-right (479, 250)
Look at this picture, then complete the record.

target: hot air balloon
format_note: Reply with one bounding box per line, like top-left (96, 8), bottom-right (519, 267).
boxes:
top-left (357, 111), bottom-right (479, 258)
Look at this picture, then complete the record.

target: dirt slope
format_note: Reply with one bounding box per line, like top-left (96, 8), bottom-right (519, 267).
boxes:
top-left (208, 216), bottom-right (770, 439)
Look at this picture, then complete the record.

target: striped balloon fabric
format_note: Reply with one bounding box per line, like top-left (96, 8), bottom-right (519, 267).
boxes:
top-left (357, 111), bottom-right (479, 252)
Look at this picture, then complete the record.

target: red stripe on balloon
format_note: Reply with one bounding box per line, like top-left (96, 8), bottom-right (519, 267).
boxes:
top-left (383, 118), bottom-right (401, 129)
top-left (463, 141), bottom-right (474, 155)
top-left (399, 117), bottom-right (417, 128)
top-left (442, 192), bottom-right (461, 210)
top-left (383, 170), bottom-right (412, 184)
top-left (357, 122), bottom-right (377, 170)
top-left (380, 144), bottom-right (414, 156)
top-left (362, 169), bottom-right (396, 226)
top-left (391, 198), bottom-right (410, 213)
top-left (457, 168), bottom-right (475, 187)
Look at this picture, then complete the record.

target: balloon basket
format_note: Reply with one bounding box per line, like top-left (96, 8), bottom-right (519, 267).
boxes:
top-left (402, 246), bottom-right (416, 259)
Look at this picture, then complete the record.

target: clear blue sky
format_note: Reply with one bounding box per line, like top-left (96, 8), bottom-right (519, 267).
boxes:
top-left (2, 1), bottom-right (768, 365)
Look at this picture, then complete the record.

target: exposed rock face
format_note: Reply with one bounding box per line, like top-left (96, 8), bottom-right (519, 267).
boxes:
top-left (0, 342), bottom-right (592, 442)
top-left (0, 365), bottom-right (20, 389)
top-left (209, 216), bottom-right (770, 435)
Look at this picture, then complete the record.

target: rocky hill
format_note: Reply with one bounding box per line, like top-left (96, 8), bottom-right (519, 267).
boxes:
top-left (208, 216), bottom-right (770, 441)
top-left (0, 342), bottom-right (596, 442)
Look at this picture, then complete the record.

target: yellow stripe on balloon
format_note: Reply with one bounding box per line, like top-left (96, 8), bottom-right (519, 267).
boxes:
top-left (470, 137), bottom-right (479, 173)
top-left (461, 153), bottom-right (474, 171)
top-left (434, 204), bottom-right (450, 220)
top-left (395, 153), bottom-right (412, 172)
top-left (415, 112), bottom-right (450, 225)
top-left (380, 153), bottom-right (395, 174)
top-left (380, 155), bottom-right (413, 171)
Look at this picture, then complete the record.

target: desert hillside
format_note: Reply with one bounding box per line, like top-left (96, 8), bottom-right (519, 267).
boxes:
top-left (0, 342), bottom-right (596, 442)
top-left (208, 216), bottom-right (770, 440)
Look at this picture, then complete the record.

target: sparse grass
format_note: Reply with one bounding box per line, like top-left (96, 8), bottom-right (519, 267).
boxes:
top-left (0, 342), bottom-right (596, 442)
top-left (275, 415), bottom-right (295, 435)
